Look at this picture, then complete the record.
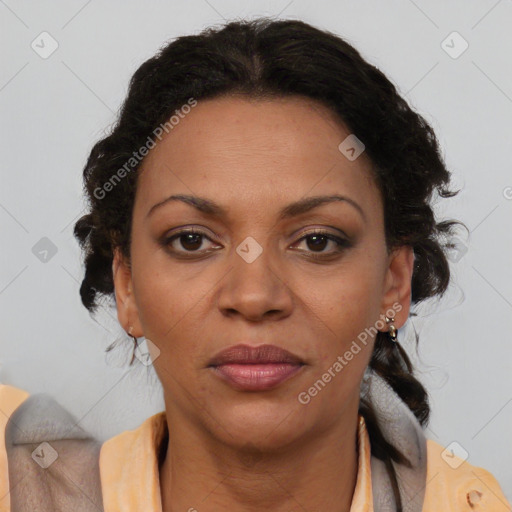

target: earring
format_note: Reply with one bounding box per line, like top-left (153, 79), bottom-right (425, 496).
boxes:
top-left (127, 326), bottom-right (138, 364)
top-left (384, 315), bottom-right (398, 344)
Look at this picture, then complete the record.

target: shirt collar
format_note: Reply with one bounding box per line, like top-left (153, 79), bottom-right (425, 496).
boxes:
top-left (100, 412), bottom-right (373, 511)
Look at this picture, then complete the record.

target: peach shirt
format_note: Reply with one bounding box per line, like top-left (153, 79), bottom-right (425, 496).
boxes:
top-left (1, 384), bottom-right (510, 511)
top-left (100, 411), bottom-right (373, 511)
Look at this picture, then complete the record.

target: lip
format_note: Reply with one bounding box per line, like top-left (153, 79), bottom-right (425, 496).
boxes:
top-left (209, 344), bottom-right (304, 366)
top-left (208, 344), bottom-right (305, 391)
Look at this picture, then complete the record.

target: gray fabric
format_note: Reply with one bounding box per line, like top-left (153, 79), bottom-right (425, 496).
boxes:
top-left (4, 368), bottom-right (427, 511)
top-left (5, 394), bottom-right (104, 512)
top-left (361, 367), bottom-right (428, 512)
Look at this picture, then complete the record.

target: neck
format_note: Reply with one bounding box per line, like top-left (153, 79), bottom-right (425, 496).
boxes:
top-left (159, 409), bottom-right (360, 512)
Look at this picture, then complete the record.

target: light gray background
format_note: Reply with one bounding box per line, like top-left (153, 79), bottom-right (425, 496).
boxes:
top-left (1, 0), bottom-right (511, 502)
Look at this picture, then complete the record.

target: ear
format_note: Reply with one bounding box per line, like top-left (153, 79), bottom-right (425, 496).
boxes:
top-left (112, 247), bottom-right (143, 337)
top-left (380, 245), bottom-right (415, 330)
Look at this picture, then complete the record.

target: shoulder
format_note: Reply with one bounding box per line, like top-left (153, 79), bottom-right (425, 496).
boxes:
top-left (422, 438), bottom-right (511, 511)
top-left (0, 384), bottom-right (31, 440)
top-left (99, 411), bottom-right (167, 510)
top-left (0, 384), bottom-right (29, 417)
top-left (0, 384), bottom-right (30, 512)
top-left (100, 411), bottom-right (167, 459)
top-left (100, 411), bottom-right (167, 475)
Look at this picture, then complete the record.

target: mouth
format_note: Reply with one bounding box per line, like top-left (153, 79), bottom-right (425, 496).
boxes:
top-left (208, 344), bottom-right (305, 391)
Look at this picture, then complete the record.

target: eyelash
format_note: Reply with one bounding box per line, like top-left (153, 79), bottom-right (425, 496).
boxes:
top-left (161, 227), bottom-right (352, 261)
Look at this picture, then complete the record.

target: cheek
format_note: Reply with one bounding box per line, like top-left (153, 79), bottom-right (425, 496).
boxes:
top-left (130, 254), bottom-right (221, 377)
top-left (304, 263), bottom-right (381, 337)
top-left (302, 275), bottom-right (378, 406)
top-left (131, 244), bottom-right (202, 327)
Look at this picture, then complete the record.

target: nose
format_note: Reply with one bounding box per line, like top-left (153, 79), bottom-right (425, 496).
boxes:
top-left (217, 239), bottom-right (294, 322)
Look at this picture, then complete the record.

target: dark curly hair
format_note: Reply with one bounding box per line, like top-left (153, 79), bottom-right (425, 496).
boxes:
top-left (74, 17), bottom-right (466, 510)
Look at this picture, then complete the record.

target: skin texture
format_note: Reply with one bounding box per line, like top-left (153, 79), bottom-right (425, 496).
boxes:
top-left (112, 95), bottom-right (414, 512)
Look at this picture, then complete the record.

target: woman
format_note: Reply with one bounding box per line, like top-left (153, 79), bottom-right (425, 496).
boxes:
top-left (2, 17), bottom-right (510, 512)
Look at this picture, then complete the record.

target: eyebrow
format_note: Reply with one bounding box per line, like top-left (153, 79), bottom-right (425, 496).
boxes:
top-left (146, 193), bottom-right (366, 222)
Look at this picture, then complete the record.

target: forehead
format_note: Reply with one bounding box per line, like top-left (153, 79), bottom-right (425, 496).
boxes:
top-left (135, 95), bottom-right (380, 219)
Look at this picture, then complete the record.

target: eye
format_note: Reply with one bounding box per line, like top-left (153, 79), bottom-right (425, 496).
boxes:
top-left (291, 229), bottom-right (351, 259)
top-left (160, 227), bottom-right (352, 260)
top-left (161, 228), bottom-right (221, 256)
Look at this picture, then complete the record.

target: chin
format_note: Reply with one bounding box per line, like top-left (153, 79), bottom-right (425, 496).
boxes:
top-left (205, 399), bottom-right (310, 451)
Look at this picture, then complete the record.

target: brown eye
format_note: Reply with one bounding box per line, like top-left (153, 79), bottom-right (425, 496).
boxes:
top-left (177, 232), bottom-right (203, 251)
top-left (162, 228), bottom-right (221, 256)
top-left (292, 229), bottom-right (352, 258)
top-left (304, 234), bottom-right (330, 252)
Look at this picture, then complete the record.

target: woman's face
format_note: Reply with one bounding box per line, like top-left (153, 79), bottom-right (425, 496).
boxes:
top-left (113, 95), bottom-right (414, 450)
